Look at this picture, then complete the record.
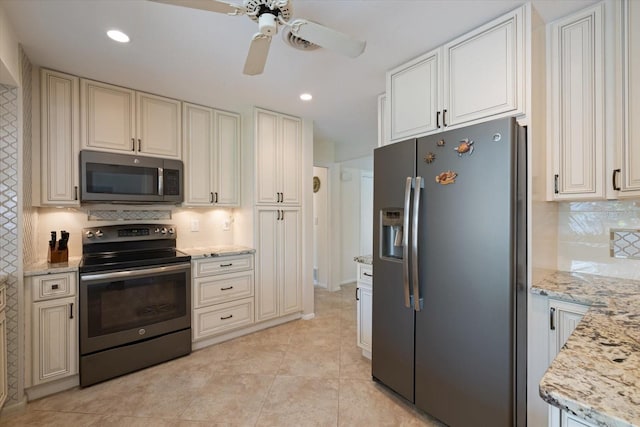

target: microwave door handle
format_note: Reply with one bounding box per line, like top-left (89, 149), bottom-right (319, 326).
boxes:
top-left (158, 167), bottom-right (164, 196)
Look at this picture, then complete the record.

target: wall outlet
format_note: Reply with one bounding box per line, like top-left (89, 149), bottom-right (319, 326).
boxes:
top-left (223, 219), bottom-right (231, 231)
top-left (190, 219), bottom-right (199, 232)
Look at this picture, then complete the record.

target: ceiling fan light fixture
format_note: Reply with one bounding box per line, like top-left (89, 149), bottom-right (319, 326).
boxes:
top-left (300, 93), bottom-right (312, 101)
top-left (258, 13), bottom-right (277, 36)
top-left (107, 29), bottom-right (130, 43)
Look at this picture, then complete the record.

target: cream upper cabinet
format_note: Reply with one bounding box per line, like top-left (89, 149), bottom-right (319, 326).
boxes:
top-left (255, 108), bottom-right (302, 205)
top-left (547, 3), bottom-right (605, 200)
top-left (255, 207), bottom-right (302, 322)
top-left (39, 69), bottom-right (80, 206)
top-left (615, 0), bottom-right (640, 197)
top-left (81, 79), bottom-right (182, 159)
top-left (386, 5), bottom-right (526, 143)
top-left (183, 103), bottom-right (240, 206)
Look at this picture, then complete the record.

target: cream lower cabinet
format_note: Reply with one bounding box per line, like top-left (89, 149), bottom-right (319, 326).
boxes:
top-left (38, 69), bottom-right (80, 206)
top-left (183, 103), bottom-right (240, 206)
top-left (27, 272), bottom-right (78, 386)
top-left (356, 263), bottom-right (372, 359)
top-left (255, 207), bottom-right (302, 322)
top-left (80, 79), bottom-right (182, 159)
top-left (547, 299), bottom-right (590, 427)
top-left (192, 255), bottom-right (255, 341)
top-left (386, 5), bottom-right (525, 143)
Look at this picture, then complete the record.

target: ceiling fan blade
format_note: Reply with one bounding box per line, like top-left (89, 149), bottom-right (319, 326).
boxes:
top-left (244, 33), bottom-right (272, 76)
top-left (289, 19), bottom-right (366, 58)
top-left (149, 0), bottom-right (245, 15)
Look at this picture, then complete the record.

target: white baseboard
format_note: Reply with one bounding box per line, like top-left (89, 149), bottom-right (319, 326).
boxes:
top-left (301, 313), bottom-right (315, 320)
top-left (0, 396), bottom-right (27, 418)
top-left (24, 375), bottom-right (79, 401)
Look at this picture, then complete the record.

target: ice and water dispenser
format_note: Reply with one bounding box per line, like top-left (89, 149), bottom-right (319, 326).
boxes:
top-left (380, 209), bottom-right (404, 260)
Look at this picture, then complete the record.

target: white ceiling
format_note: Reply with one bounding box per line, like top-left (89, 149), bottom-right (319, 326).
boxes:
top-left (2, 0), bottom-right (595, 161)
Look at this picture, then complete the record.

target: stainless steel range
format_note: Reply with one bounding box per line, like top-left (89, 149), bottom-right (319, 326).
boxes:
top-left (78, 224), bottom-right (191, 387)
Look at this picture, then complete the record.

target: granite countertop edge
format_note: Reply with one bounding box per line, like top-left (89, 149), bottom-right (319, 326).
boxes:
top-left (24, 257), bottom-right (82, 276)
top-left (533, 270), bottom-right (640, 427)
top-left (353, 254), bottom-right (373, 265)
top-left (180, 245), bottom-right (256, 259)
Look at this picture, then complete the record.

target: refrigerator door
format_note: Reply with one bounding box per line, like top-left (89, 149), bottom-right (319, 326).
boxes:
top-left (372, 138), bottom-right (416, 402)
top-left (413, 118), bottom-right (518, 426)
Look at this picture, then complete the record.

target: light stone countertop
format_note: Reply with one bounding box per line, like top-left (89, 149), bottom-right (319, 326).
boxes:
top-left (532, 271), bottom-right (640, 427)
top-left (353, 255), bottom-right (372, 265)
top-left (180, 245), bottom-right (255, 260)
top-left (24, 257), bottom-right (82, 276)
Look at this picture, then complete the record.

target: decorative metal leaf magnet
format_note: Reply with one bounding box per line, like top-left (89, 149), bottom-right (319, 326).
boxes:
top-left (454, 138), bottom-right (474, 156)
top-left (435, 170), bottom-right (457, 185)
top-left (437, 139), bottom-right (446, 147)
top-left (424, 152), bottom-right (436, 164)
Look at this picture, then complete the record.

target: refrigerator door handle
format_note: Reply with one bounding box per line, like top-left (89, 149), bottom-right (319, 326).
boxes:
top-left (412, 176), bottom-right (423, 311)
top-left (402, 176), bottom-right (413, 308)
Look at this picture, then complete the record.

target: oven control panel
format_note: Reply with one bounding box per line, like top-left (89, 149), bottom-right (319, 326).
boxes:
top-left (82, 224), bottom-right (177, 244)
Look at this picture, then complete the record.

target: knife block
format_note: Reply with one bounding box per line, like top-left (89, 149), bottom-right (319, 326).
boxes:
top-left (48, 247), bottom-right (69, 263)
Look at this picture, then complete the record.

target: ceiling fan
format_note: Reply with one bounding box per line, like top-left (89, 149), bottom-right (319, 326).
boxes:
top-left (150, 0), bottom-right (367, 75)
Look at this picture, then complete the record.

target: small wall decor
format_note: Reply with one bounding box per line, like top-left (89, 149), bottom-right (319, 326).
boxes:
top-left (313, 176), bottom-right (321, 193)
top-left (435, 170), bottom-right (458, 185)
top-left (454, 138), bottom-right (474, 156)
top-left (437, 139), bottom-right (446, 147)
top-left (424, 152), bottom-right (436, 164)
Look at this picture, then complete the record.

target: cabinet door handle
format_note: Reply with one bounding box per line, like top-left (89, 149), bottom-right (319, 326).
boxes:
top-left (554, 174), bottom-right (559, 194)
top-left (436, 111), bottom-right (441, 129)
top-left (550, 307), bottom-right (555, 330)
top-left (214, 192), bottom-right (219, 203)
top-left (221, 314), bottom-right (233, 320)
top-left (363, 272), bottom-right (372, 277)
top-left (356, 287), bottom-right (360, 301)
top-left (220, 263), bottom-right (233, 267)
top-left (74, 186), bottom-right (78, 201)
top-left (613, 169), bottom-right (621, 191)
top-left (131, 138), bottom-right (135, 151)
top-left (51, 284), bottom-right (59, 290)
top-left (138, 139), bottom-right (142, 152)
top-left (220, 286), bottom-right (234, 291)
top-left (69, 302), bottom-right (74, 319)
top-left (210, 192), bottom-right (214, 203)
top-left (442, 109), bottom-right (447, 127)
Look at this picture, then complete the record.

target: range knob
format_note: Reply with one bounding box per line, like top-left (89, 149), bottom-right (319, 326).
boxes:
top-left (85, 231), bottom-right (94, 239)
top-left (168, 228), bottom-right (175, 235)
top-left (154, 228), bottom-right (160, 234)
top-left (160, 227), bottom-right (168, 234)
top-left (95, 230), bottom-right (104, 238)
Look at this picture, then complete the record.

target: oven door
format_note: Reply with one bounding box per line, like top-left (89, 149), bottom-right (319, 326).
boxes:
top-left (79, 262), bottom-right (191, 355)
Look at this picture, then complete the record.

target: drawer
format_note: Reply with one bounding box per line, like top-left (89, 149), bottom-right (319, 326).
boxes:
top-left (193, 297), bottom-right (254, 340)
top-left (193, 255), bottom-right (253, 277)
top-left (32, 273), bottom-right (76, 301)
top-left (358, 264), bottom-right (373, 284)
top-left (0, 284), bottom-right (5, 311)
top-left (194, 271), bottom-right (254, 308)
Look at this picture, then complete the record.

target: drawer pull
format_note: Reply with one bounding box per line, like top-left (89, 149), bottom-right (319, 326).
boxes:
top-left (550, 307), bottom-right (556, 330)
top-left (363, 272), bottom-right (372, 277)
top-left (221, 314), bottom-right (233, 320)
top-left (52, 284), bottom-right (59, 290)
top-left (69, 303), bottom-right (74, 319)
top-left (220, 263), bottom-right (233, 267)
top-left (221, 286), bottom-right (234, 291)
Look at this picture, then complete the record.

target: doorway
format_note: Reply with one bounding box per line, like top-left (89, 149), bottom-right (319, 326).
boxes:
top-left (312, 166), bottom-right (329, 288)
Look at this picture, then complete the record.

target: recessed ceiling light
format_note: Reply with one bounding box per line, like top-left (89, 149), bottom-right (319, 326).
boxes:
top-left (300, 93), bottom-right (313, 101)
top-left (107, 30), bottom-right (130, 43)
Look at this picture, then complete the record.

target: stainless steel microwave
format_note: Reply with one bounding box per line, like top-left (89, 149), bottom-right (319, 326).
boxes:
top-left (80, 150), bottom-right (183, 204)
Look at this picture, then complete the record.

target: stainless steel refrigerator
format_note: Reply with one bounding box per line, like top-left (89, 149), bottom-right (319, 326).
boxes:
top-left (372, 117), bottom-right (527, 427)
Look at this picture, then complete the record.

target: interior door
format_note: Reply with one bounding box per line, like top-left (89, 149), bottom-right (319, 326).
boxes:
top-left (371, 138), bottom-right (416, 402)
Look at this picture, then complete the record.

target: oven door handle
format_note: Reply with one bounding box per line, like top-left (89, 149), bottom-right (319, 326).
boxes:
top-left (80, 263), bottom-right (190, 283)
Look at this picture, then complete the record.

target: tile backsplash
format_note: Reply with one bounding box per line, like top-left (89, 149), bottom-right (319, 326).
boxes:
top-left (557, 201), bottom-right (640, 280)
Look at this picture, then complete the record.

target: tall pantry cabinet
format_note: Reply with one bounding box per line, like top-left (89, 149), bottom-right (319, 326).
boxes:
top-left (254, 108), bottom-right (303, 322)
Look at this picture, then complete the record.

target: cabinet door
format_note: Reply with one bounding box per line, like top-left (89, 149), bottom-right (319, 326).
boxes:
top-left (561, 411), bottom-right (598, 427)
top-left (40, 69), bottom-right (80, 205)
top-left (548, 299), bottom-right (588, 359)
top-left (81, 79), bottom-right (136, 153)
top-left (136, 92), bottom-right (182, 159)
top-left (255, 109), bottom-right (280, 204)
top-left (357, 283), bottom-right (372, 355)
top-left (443, 6), bottom-right (523, 127)
top-left (617, 0), bottom-right (640, 196)
top-left (280, 115), bottom-right (302, 205)
top-left (548, 4), bottom-right (605, 200)
top-left (280, 209), bottom-right (302, 315)
top-left (32, 297), bottom-right (77, 385)
top-left (183, 103), bottom-right (214, 206)
top-left (214, 110), bottom-right (241, 206)
top-left (256, 208), bottom-right (279, 321)
top-left (0, 311), bottom-right (6, 408)
top-left (387, 49), bottom-right (440, 142)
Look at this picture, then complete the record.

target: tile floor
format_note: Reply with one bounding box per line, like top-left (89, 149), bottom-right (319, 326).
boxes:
top-left (1, 284), bottom-right (443, 426)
